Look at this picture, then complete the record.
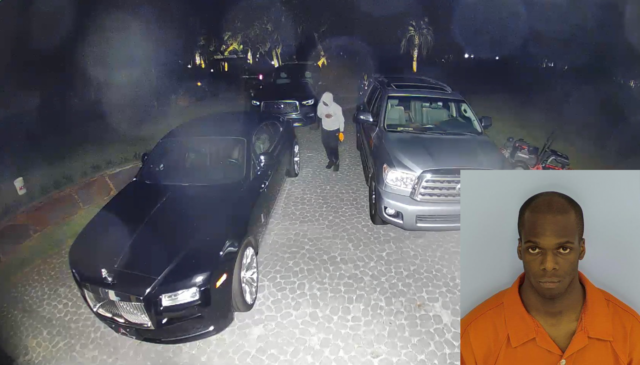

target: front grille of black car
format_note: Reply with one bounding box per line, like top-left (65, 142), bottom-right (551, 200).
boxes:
top-left (83, 286), bottom-right (153, 328)
top-left (261, 101), bottom-right (300, 114)
top-left (412, 170), bottom-right (461, 202)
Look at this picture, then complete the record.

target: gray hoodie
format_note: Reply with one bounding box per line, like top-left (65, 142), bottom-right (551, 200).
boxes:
top-left (317, 92), bottom-right (344, 132)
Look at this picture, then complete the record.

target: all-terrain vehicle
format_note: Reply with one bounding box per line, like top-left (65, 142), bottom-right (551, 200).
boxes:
top-left (500, 131), bottom-right (571, 170)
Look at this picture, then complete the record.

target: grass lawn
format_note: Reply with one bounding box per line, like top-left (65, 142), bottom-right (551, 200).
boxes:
top-left (0, 97), bottom-right (244, 222)
top-left (467, 94), bottom-right (612, 170)
top-left (0, 204), bottom-right (104, 286)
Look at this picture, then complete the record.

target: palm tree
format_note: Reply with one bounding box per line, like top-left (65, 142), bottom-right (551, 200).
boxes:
top-left (400, 17), bottom-right (434, 73)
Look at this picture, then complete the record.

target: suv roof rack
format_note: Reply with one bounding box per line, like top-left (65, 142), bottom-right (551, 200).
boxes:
top-left (376, 75), bottom-right (453, 93)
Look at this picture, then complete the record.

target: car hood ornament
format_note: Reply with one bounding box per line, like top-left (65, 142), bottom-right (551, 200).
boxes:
top-left (101, 269), bottom-right (115, 284)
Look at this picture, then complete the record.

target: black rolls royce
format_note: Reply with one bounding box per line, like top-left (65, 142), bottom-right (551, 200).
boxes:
top-left (249, 63), bottom-right (322, 127)
top-left (69, 112), bottom-right (300, 344)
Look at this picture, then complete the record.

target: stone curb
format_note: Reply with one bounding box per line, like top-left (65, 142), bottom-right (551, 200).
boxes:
top-left (0, 163), bottom-right (141, 262)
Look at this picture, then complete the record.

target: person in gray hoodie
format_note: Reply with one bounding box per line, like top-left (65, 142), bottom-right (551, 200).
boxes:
top-left (317, 92), bottom-right (344, 171)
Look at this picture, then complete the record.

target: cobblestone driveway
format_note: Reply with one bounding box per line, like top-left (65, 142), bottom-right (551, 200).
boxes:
top-left (0, 110), bottom-right (461, 365)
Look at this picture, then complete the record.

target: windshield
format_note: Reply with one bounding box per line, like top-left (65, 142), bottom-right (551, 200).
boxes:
top-left (272, 66), bottom-right (316, 84)
top-left (383, 96), bottom-right (482, 134)
top-left (140, 137), bottom-right (246, 185)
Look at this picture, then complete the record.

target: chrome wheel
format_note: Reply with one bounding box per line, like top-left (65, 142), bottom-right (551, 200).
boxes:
top-left (293, 143), bottom-right (300, 175)
top-left (240, 246), bottom-right (258, 305)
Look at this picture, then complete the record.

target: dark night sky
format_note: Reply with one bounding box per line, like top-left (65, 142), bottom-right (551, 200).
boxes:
top-left (1, 0), bottom-right (639, 92)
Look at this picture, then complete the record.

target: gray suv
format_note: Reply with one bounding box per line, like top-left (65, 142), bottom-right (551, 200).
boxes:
top-left (353, 75), bottom-right (507, 231)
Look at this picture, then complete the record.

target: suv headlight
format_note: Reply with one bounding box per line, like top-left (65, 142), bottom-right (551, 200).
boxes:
top-left (160, 287), bottom-right (200, 307)
top-left (383, 164), bottom-right (417, 191)
top-left (301, 99), bottom-right (314, 106)
top-left (251, 100), bottom-right (260, 106)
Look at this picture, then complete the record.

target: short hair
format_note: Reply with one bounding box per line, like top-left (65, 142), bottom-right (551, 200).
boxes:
top-left (517, 191), bottom-right (584, 239)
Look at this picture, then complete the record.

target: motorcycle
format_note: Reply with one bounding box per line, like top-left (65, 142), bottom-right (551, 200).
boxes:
top-left (500, 131), bottom-right (571, 170)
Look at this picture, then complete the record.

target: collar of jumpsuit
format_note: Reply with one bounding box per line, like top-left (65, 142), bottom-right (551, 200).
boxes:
top-left (460, 271), bottom-right (640, 365)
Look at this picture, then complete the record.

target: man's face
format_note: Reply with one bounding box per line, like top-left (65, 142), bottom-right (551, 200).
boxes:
top-left (518, 211), bottom-right (585, 300)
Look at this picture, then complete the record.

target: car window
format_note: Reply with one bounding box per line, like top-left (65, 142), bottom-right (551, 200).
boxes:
top-left (370, 93), bottom-right (383, 122)
top-left (266, 121), bottom-right (283, 146)
top-left (382, 96), bottom-right (482, 134)
top-left (252, 122), bottom-right (278, 156)
top-left (365, 84), bottom-right (380, 110)
top-left (140, 137), bottom-right (246, 185)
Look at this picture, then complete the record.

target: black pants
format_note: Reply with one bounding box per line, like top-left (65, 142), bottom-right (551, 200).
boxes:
top-left (321, 128), bottom-right (340, 163)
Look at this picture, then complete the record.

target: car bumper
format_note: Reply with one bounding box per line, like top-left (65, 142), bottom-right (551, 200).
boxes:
top-left (376, 186), bottom-right (460, 231)
top-left (254, 105), bottom-right (317, 127)
top-left (74, 273), bottom-right (236, 344)
top-left (98, 307), bottom-right (234, 344)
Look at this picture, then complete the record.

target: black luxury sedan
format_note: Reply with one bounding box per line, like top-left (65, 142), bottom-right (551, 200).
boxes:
top-left (69, 112), bottom-right (300, 344)
top-left (249, 63), bottom-right (322, 127)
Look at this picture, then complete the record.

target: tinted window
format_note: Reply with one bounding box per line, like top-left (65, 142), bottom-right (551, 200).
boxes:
top-left (252, 121), bottom-right (281, 155)
top-left (140, 137), bottom-right (246, 185)
top-left (370, 93), bottom-right (383, 121)
top-left (365, 84), bottom-right (380, 110)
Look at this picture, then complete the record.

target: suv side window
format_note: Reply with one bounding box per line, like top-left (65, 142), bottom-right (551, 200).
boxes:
top-left (370, 94), bottom-right (384, 122)
top-left (365, 84), bottom-right (380, 110)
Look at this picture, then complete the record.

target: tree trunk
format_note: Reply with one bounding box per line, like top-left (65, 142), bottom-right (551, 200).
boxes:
top-left (276, 45), bottom-right (282, 66)
top-left (413, 36), bottom-right (419, 73)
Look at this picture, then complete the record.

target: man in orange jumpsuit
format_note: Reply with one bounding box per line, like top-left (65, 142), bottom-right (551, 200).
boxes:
top-left (461, 191), bottom-right (640, 365)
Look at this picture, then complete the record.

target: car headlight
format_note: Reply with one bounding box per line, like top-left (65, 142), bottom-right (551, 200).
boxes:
top-left (160, 287), bottom-right (200, 307)
top-left (251, 100), bottom-right (260, 106)
top-left (383, 164), bottom-right (417, 190)
top-left (301, 99), bottom-right (314, 106)
top-left (83, 289), bottom-right (100, 311)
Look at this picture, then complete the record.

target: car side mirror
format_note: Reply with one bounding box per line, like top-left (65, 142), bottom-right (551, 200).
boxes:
top-left (141, 152), bottom-right (149, 163)
top-left (480, 116), bottom-right (493, 129)
top-left (257, 152), bottom-right (274, 172)
top-left (355, 111), bottom-right (374, 124)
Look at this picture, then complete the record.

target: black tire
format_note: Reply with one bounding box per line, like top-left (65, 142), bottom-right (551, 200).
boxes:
top-left (368, 175), bottom-right (386, 225)
top-left (286, 139), bottom-right (300, 177)
top-left (231, 239), bottom-right (259, 313)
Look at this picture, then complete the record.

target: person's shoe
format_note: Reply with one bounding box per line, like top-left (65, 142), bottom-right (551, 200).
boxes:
top-left (333, 161), bottom-right (340, 172)
top-left (326, 160), bottom-right (334, 169)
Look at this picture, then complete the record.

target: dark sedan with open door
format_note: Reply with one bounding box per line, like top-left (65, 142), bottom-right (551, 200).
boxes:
top-left (68, 112), bottom-right (300, 344)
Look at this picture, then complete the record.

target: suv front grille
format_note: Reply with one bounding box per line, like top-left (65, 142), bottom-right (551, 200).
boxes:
top-left (261, 101), bottom-right (299, 114)
top-left (412, 171), bottom-right (461, 202)
top-left (84, 287), bottom-right (153, 328)
top-left (416, 215), bottom-right (460, 226)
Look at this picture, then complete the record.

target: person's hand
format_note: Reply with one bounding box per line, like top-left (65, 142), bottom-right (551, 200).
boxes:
top-left (325, 113), bottom-right (333, 119)
top-left (338, 132), bottom-right (344, 142)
